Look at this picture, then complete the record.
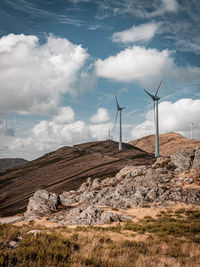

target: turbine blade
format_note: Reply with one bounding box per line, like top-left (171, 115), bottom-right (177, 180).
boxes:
top-left (144, 89), bottom-right (154, 99)
top-left (115, 93), bottom-right (120, 109)
top-left (114, 110), bottom-right (119, 127)
top-left (155, 80), bottom-right (162, 96)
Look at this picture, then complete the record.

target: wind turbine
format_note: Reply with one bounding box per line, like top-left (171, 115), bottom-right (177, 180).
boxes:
top-left (144, 80), bottom-right (162, 158)
top-left (190, 122), bottom-right (194, 140)
top-left (114, 93), bottom-right (125, 150)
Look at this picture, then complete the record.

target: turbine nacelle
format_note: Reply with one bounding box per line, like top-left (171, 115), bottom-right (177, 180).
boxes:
top-left (144, 80), bottom-right (162, 101)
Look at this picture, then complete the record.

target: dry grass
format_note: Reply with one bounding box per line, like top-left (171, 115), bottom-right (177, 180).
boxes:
top-left (1, 205), bottom-right (200, 267)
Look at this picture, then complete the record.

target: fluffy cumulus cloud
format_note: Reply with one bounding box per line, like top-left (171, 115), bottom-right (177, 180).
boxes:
top-left (131, 98), bottom-right (200, 139)
top-left (112, 22), bottom-right (160, 43)
top-left (89, 108), bottom-right (110, 123)
top-left (53, 107), bottom-right (75, 124)
top-left (0, 33), bottom-right (88, 115)
top-left (95, 46), bottom-right (200, 86)
top-left (3, 107), bottom-right (114, 160)
top-left (89, 122), bottom-right (113, 140)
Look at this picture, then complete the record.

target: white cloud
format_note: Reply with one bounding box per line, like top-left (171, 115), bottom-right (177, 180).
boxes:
top-left (162, 0), bottom-right (178, 12)
top-left (96, 46), bottom-right (173, 84)
top-left (89, 108), bottom-right (110, 123)
top-left (131, 98), bottom-right (200, 140)
top-left (89, 122), bottom-right (113, 140)
top-left (95, 46), bottom-right (200, 86)
top-left (0, 33), bottom-right (88, 115)
top-left (112, 22), bottom-right (159, 43)
top-left (3, 107), bottom-right (113, 159)
top-left (53, 107), bottom-right (75, 124)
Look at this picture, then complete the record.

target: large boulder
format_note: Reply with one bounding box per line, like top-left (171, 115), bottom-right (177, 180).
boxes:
top-left (192, 146), bottom-right (200, 169)
top-left (59, 190), bottom-right (77, 206)
top-left (171, 149), bottom-right (195, 172)
top-left (24, 190), bottom-right (60, 220)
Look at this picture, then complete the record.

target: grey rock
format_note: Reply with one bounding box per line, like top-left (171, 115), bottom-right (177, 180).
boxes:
top-left (62, 206), bottom-right (128, 225)
top-left (27, 230), bottom-right (41, 236)
top-left (9, 241), bottom-right (18, 248)
top-left (78, 177), bottom-right (92, 193)
top-left (171, 149), bottom-right (195, 172)
top-left (59, 191), bottom-right (77, 206)
top-left (192, 146), bottom-right (200, 169)
top-left (24, 189), bottom-right (60, 220)
top-left (91, 178), bottom-right (101, 190)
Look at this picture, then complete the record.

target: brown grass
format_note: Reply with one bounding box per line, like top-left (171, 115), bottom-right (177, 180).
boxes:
top-left (1, 204), bottom-right (200, 266)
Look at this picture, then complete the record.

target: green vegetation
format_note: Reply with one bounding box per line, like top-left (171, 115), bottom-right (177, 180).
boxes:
top-left (0, 208), bottom-right (200, 266)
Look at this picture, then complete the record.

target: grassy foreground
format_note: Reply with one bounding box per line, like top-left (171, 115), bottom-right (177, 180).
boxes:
top-left (0, 208), bottom-right (200, 267)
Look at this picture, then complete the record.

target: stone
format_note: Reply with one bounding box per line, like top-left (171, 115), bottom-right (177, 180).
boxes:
top-left (78, 177), bottom-right (92, 193)
top-left (91, 178), bottom-right (102, 190)
top-left (59, 191), bottom-right (77, 206)
top-left (9, 241), bottom-right (18, 248)
top-left (171, 149), bottom-right (195, 172)
top-left (24, 189), bottom-right (60, 220)
top-left (61, 205), bottom-right (128, 225)
top-left (27, 230), bottom-right (41, 236)
top-left (192, 146), bottom-right (200, 169)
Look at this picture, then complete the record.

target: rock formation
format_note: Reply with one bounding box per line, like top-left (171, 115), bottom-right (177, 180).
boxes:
top-left (24, 147), bottom-right (200, 225)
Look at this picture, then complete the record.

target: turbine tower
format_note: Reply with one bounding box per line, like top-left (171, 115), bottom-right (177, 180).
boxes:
top-left (144, 80), bottom-right (162, 158)
top-left (114, 93), bottom-right (125, 150)
top-left (190, 122), bottom-right (194, 140)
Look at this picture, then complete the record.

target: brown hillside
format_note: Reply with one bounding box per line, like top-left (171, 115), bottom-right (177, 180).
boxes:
top-left (0, 140), bottom-right (155, 216)
top-left (129, 132), bottom-right (200, 156)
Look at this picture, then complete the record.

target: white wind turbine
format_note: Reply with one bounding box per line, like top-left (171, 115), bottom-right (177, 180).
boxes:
top-left (144, 80), bottom-right (162, 158)
top-left (190, 122), bottom-right (194, 140)
top-left (114, 93), bottom-right (125, 150)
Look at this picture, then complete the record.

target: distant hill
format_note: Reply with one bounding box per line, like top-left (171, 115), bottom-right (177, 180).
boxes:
top-left (0, 158), bottom-right (27, 171)
top-left (0, 140), bottom-right (155, 216)
top-left (129, 132), bottom-right (200, 156)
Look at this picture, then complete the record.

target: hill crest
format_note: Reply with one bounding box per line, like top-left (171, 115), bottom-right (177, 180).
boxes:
top-left (129, 132), bottom-right (200, 156)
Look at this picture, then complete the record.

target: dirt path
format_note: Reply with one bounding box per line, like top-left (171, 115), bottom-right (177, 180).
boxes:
top-left (0, 216), bottom-right (23, 224)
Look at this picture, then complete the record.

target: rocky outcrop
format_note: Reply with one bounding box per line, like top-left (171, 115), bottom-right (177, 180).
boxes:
top-left (49, 206), bottom-right (131, 225)
top-left (24, 190), bottom-right (61, 220)
top-left (170, 146), bottom-right (200, 172)
top-left (193, 147), bottom-right (200, 169)
top-left (24, 147), bottom-right (200, 225)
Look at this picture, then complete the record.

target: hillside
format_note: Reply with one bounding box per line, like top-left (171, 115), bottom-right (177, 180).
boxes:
top-left (0, 158), bottom-right (27, 171)
top-left (129, 132), bottom-right (200, 156)
top-left (0, 140), bottom-right (155, 216)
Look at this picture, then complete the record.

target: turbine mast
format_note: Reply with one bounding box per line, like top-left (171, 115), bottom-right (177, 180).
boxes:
top-left (114, 93), bottom-right (125, 151)
top-left (119, 110), bottom-right (122, 150)
top-left (190, 122), bottom-right (193, 140)
top-left (155, 100), bottom-right (159, 157)
top-left (144, 80), bottom-right (162, 158)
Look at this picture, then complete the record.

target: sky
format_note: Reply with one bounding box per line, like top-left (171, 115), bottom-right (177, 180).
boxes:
top-left (0, 0), bottom-right (200, 160)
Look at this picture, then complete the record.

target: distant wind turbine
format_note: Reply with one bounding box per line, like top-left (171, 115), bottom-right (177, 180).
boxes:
top-left (144, 80), bottom-right (162, 158)
top-left (190, 122), bottom-right (194, 140)
top-left (114, 93), bottom-right (125, 150)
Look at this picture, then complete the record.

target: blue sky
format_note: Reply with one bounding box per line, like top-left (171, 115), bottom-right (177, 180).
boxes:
top-left (0, 0), bottom-right (200, 159)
